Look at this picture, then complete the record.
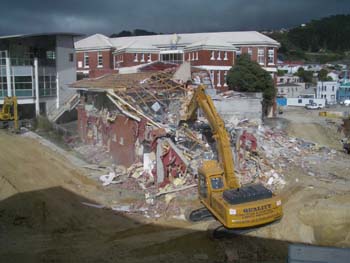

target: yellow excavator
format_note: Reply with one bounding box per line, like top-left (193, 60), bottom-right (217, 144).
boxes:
top-left (182, 85), bottom-right (282, 233)
top-left (0, 96), bottom-right (19, 131)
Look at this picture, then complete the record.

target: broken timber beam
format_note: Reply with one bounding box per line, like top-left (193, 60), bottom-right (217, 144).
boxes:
top-left (107, 90), bottom-right (162, 128)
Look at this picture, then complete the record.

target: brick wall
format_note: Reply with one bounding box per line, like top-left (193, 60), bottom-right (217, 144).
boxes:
top-left (115, 53), bottom-right (159, 68)
top-left (77, 105), bottom-right (140, 167)
top-left (76, 50), bottom-right (114, 73)
top-left (185, 50), bottom-right (234, 66)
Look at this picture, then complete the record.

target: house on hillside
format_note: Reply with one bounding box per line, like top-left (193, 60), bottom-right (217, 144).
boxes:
top-left (316, 81), bottom-right (339, 104)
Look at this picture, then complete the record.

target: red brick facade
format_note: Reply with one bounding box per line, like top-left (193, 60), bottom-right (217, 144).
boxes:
top-left (77, 105), bottom-right (140, 166)
top-left (114, 53), bottom-right (159, 68)
top-left (76, 47), bottom-right (278, 88)
top-left (76, 49), bottom-right (116, 77)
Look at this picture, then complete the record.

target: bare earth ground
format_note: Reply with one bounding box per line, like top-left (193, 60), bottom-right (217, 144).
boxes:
top-left (0, 106), bottom-right (350, 262)
top-left (0, 131), bottom-right (288, 263)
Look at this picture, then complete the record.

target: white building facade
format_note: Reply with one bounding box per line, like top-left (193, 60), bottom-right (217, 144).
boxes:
top-left (316, 81), bottom-right (339, 104)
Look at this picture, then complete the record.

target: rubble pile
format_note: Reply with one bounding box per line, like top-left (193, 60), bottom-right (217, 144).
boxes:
top-left (70, 68), bottom-right (340, 219)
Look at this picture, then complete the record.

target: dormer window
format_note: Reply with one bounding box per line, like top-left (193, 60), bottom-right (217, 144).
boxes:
top-left (141, 53), bottom-right (145, 62)
top-left (196, 52), bottom-right (199, 60)
top-left (223, 51), bottom-right (228, 60)
top-left (147, 53), bottom-right (152, 62)
top-left (217, 51), bottom-right (221, 60)
top-left (134, 53), bottom-right (138, 62)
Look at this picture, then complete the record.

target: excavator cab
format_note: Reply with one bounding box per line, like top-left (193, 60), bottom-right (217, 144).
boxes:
top-left (0, 96), bottom-right (19, 131)
top-left (198, 159), bottom-right (282, 229)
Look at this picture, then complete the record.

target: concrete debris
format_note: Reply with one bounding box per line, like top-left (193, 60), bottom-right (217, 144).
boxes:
top-left (69, 68), bottom-right (343, 219)
top-left (99, 171), bottom-right (122, 186)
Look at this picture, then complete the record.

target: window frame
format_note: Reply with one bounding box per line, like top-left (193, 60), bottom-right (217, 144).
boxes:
top-left (258, 48), bottom-right (265, 65)
top-left (97, 51), bottom-right (103, 68)
top-left (83, 52), bottom-right (89, 68)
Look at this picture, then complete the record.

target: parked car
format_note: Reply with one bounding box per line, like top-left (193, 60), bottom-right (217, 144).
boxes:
top-left (305, 103), bottom-right (324, 110)
top-left (344, 100), bottom-right (350, 106)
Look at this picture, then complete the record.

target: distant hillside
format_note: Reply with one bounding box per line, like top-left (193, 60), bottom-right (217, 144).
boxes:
top-left (110, 29), bottom-right (158, 38)
top-left (267, 14), bottom-right (350, 63)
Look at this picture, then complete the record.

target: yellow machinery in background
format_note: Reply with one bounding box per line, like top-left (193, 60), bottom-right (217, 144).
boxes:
top-left (182, 85), bottom-right (282, 232)
top-left (0, 96), bottom-right (19, 131)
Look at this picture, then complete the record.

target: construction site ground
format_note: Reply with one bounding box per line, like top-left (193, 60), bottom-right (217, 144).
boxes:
top-left (0, 106), bottom-right (349, 262)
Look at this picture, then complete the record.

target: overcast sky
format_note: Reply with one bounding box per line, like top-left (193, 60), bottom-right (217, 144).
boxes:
top-left (1, 0), bottom-right (350, 36)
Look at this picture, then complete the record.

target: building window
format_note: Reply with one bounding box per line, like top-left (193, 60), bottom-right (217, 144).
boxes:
top-left (223, 51), bottom-right (228, 61)
top-left (188, 53), bottom-right (191, 61)
top-left (236, 48), bottom-right (242, 58)
top-left (192, 52), bottom-right (195, 61)
top-left (141, 53), bottom-right (145, 62)
top-left (248, 48), bottom-right (253, 58)
top-left (210, 51), bottom-right (215, 60)
top-left (332, 86), bottom-right (334, 92)
top-left (134, 53), bottom-right (138, 62)
top-left (196, 52), bottom-right (198, 61)
top-left (268, 48), bottom-right (274, 64)
top-left (217, 51), bottom-right (221, 60)
top-left (46, 51), bottom-right (56, 60)
top-left (258, 48), bottom-right (265, 65)
top-left (224, 71), bottom-right (227, 86)
top-left (160, 52), bottom-right (183, 64)
top-left (97, 52), bottom-right (103, 67)
top-left (84, 52), bottom-right (89, 68)
top-left (210, 70), bottom-right (214, 85)
top-left (217, 71), bottom-right (221, 87)
top-left (69, 53), bottom-right (74, 62)
top-left (147, 53), bottom-right (152, 62)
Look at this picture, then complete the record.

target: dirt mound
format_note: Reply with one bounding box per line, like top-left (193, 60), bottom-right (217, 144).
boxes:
top-left (287, 123), bottom-right (343, 150)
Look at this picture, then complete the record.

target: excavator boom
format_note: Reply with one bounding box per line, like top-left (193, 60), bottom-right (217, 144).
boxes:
top-left (183, 85), bottom-right (239, 189)
top-left (182, 85), bottom-right (282, 229)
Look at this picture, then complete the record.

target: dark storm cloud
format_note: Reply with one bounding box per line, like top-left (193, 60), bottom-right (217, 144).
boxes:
top-left (0, 0), bottom-right (350, 35)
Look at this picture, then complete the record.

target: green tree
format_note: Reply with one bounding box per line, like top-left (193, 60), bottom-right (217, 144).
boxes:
top-left (295, 67), bottom-right (313, 83)
top-left (226, 54), bottom-right (276, 111)
top-left (318, 69), bottom-right (329, 81)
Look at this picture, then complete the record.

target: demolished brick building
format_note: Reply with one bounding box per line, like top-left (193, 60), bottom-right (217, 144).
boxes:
top-left (71, 62), bottom-right (206, 187)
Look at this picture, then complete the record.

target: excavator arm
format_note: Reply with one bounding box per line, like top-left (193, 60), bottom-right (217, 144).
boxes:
top-left (182, 85), bottom-right (240, 189)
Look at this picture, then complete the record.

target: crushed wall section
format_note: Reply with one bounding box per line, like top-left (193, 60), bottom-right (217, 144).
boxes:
top-left (77, 105), bottom-right (142, 167)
